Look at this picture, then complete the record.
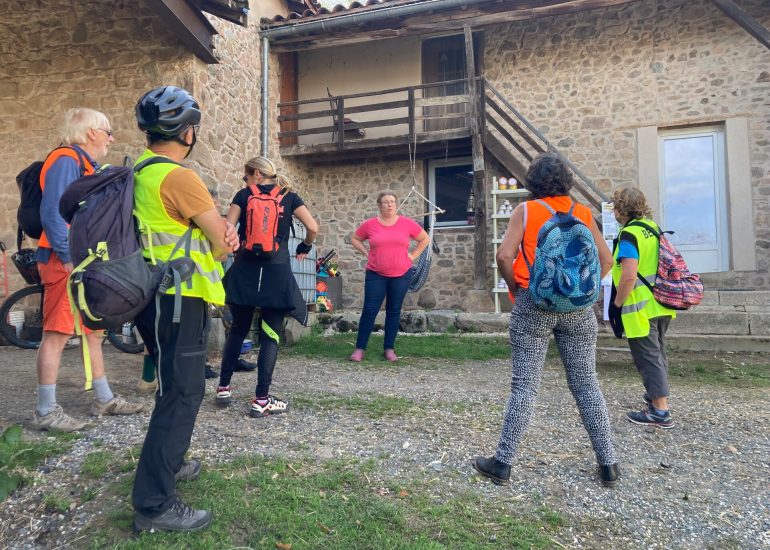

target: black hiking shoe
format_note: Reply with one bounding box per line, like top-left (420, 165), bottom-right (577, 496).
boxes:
top-left (175, 459), bottom-right (201, 482)
top-left (134, 499), bottom-right (212, 533)
top-left (600, 463), bottom-right (620, 488)
top-left (204, 365), bottom-right (218, 379)
top-left (234, 358), bottom-right (257, 372)
top-left (473, 456), bottom-right (511, 485)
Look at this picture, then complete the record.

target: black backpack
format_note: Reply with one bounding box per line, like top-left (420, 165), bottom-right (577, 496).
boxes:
top-left (59, 157), bottom-right (194, 331)
top-left (16, 147), bottom-right (85, 244)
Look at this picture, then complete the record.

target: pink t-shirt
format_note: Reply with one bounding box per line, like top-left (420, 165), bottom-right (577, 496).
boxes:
top-left (355, 216), bottom-right (423, 277)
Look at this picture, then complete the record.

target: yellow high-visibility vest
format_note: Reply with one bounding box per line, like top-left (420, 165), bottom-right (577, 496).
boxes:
top-left (611, 218), bottom-right (675, 338)
top-left (133, 149), bottom-right (225, 305)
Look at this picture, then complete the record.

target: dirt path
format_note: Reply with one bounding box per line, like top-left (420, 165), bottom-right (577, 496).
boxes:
top-left (0, 344), bottom-right (768, 549)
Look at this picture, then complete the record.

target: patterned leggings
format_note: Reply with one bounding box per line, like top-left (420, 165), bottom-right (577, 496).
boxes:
top-left (496, 291), bottom-right (618, 467)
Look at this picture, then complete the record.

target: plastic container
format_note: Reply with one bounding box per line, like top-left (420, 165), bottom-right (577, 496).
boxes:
top-left (241, 339), bottom-right (253, 354)
top-left (7, 311), bottom-right (24, 337)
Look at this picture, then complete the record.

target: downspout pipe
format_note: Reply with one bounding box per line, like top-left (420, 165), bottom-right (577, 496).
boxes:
top-left (261, 35), bottom-right (269, 157)
top-left (260, 0), bottom-right (494, 41)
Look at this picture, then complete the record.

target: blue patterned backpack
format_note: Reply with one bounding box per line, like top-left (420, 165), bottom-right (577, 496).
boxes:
top-left (522, 200), bottom-right (600, 313)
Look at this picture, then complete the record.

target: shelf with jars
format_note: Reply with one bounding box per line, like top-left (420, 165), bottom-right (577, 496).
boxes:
top-left (490, 176), bottom-right (529, 313)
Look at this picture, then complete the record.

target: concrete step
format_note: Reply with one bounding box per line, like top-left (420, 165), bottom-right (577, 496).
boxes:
top-left (700, 289), bottom-right (770, 309)
top-left (598, 333), bottom-right (770, 354)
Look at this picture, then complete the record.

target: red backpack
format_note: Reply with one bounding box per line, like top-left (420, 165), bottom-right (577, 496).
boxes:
top-left (244, 184), bottom-right (287, 260)
top-left (627, 221), bottom-right (704, 311)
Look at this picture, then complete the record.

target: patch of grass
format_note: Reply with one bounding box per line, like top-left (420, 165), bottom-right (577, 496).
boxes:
top-left (86, 457), bottom-right (555, 549)
top-left (0, 426), bottom-right (79, 501)
top-left (292, 393), bottom-right (420, 419)
top-left (43, 492), bottom-right (72, 513)
top-left (287, 332), bottom-right (511, 362)
top-left (81, 450), bottom-right (113, 479)
top-left (596, 351), bottom-right (770, 388)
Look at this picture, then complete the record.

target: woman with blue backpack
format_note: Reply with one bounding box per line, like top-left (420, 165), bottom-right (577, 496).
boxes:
top-left (473, 153), bottom-right (620, 488)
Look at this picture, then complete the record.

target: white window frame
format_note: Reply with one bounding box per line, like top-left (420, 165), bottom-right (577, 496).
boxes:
top-left (658, 126), bottom-right (729, 273)
top-left (428, 156), bottom-right (474, 229)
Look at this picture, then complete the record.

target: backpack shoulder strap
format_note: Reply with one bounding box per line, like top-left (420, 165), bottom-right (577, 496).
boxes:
top-left (626, 220), bottom-right (660, 239)
top-left (567, 200), bottom-right (576, 216)
top-left (248, 184), bottom-right (259, 197)
top-left (133, 156), bottom-right (183, 173)
top-left (534, 199), bottom-right (556, 216)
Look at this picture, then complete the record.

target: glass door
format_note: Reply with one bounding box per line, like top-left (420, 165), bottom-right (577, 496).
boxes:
top-left (659, 127), bottom-right (728, 273)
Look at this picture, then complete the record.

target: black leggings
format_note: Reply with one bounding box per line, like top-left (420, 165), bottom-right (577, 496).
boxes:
top-left (219, 304), bottom-right (285, 397)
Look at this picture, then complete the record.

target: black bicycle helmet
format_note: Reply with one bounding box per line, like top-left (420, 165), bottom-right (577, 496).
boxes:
top-left (12, 248), bottom-right (40, 285)
top-left (135, 86), bottom-right (201, 137)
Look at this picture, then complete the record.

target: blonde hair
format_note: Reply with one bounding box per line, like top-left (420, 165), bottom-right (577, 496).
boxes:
top-left (61, 108), bottom-right (109, 146)
top-left (244, 156), bottom-right (294, 192)
top-left (376, 190), bottom-right (398, 205)
top-left (612, 187), bottom-right (653, 220)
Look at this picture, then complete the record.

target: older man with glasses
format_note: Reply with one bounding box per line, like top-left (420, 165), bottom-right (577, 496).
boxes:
top-left (31, 108), bottom-right (143, 433)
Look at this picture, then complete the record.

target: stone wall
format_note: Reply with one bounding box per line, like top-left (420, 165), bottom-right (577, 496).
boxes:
top-left (483, 0), bottom-right (770, 289)
top-left (0, 0), bottom-right (265, 289)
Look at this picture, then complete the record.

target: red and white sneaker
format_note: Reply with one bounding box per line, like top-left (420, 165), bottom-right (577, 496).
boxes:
top-left (215, 386), bottom-right (233, 407)
top-left (249, 395), bottom-right (288, 418)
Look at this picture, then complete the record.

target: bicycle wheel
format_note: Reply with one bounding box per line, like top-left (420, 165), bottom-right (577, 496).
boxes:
top-left (0, 285), bottom-right (44, 349)
top-left (105, 322), bottom-right (144, 354)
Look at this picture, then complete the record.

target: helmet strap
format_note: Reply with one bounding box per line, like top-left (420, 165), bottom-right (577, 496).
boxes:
top-left (174, 125), bottom-right (197, 158)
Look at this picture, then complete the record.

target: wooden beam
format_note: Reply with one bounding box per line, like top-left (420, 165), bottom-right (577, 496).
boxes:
top-left (465, 25), bottom-right (487, 292)
top-left (148, 0), bottom-right (219, 64)
top-left (267, 0), bottom-right (641, 52)
top-left (710, 0), bottom-right (770, 49)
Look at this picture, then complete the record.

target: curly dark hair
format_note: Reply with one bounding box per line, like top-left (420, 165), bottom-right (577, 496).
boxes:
top-left (524, 153), bottom-right (574, 199)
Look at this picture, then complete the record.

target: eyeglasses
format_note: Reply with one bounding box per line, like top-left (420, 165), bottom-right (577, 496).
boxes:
top-left (94, 128), bottom-right (113, 137)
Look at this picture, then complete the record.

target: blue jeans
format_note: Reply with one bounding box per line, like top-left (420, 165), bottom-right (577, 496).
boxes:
top-left (355, 268), bottom-right (414, 351)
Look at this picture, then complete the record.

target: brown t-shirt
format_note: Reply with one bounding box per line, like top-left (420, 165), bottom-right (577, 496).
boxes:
top-left (159, 167), bottom-right (216, 224)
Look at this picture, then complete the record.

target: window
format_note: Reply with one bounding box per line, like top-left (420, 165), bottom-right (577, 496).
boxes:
top-left (659, 127), bottom-right (728, 273)
top-left (428, 157), bottom-right (474, 228)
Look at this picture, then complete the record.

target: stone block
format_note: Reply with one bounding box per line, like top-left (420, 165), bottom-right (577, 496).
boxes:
top-left (284, 317), bottom-right (311, 345)
top-left (463, 290), bottom-right (494, 313)
top-left (748, 313), bottom-right (770, 336)
top-left (719, 290), bottom-right (770, 307)
top-left (455, 313), bottom-right (509, 333)
top-left (668, 310), bottom-right (749, 335)
top-left (207, 318), bottom-right (226, 352)
top-left (699, 290), bottom-right (720, 306)
top-left (425, 310), bottom-right (457, 333)
top-left (400, 311), bottom-right (427, 333)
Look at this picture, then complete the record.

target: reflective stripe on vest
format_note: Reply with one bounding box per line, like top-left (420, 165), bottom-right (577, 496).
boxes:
top-left (133, 149), bottom-right (225, 305)
top-left (611, 218), bottom-right (676, 338)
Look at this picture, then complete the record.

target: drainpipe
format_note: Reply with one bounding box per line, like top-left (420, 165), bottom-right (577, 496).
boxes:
top-left (261, 35), bottom-right (270, 157)
top-left (260, 0), bottom-right (494, 41)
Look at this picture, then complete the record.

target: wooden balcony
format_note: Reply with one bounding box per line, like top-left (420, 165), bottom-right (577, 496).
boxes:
top-left (277, 79), bottom-right (474, 163)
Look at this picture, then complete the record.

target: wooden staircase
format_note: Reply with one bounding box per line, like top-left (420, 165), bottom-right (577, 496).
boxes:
top-left (479, 78), bottom-right (609, 219)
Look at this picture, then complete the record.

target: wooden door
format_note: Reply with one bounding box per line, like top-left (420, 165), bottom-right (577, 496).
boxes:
top-left (422, 35), bottom-right (467, 132)
top-left (279, 52), bottom-right (298, 146)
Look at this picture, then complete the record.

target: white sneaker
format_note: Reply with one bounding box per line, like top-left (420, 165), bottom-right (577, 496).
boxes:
top-left (249, 395), bottom-right (288, 418)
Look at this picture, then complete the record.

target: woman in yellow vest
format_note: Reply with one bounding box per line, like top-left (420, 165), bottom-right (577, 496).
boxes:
top-left (611, 187), bottom-right (676, 429)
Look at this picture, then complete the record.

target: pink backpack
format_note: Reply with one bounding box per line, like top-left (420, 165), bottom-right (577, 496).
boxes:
top-left (627, 221), bottom-right (704, 311)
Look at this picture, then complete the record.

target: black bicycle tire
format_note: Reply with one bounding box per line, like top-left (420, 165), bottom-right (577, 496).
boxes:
top-left (0, 285), bottom-right (44, 349)
top-left (105, 324), bottom-right (144, 354)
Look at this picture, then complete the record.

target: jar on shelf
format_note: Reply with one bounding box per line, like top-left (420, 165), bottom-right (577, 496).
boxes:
top-left (498, 177), bottom-right (508, 190)
top-left (509, 178), bottom-right (518, 189)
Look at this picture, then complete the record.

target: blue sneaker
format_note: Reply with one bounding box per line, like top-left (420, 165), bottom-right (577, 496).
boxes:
top-left (627, 408), bottom-right (674, 429)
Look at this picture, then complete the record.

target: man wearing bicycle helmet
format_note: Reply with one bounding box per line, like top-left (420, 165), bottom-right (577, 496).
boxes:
top-left (130, 86), bottom-right (239, 533)
top-left (32, 108), bottom-right (143, 434)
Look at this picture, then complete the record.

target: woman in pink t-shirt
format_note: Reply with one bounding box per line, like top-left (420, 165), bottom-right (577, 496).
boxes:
top-left (349, 190), bottom-right (430, 362)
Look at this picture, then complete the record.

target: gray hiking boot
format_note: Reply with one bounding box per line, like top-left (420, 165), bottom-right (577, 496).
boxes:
top-left (175, 459), bottom-right (201, 482)
top-left (134, 498), bottom-right (212, 533)
top-left (91, 395), bottom-right (143, 416)
top-left (30, 405), bottom-right (87, 432)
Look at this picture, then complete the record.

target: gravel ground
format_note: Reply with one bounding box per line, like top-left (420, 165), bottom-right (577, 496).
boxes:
top-left (0, 343), bottom-right (768, 549)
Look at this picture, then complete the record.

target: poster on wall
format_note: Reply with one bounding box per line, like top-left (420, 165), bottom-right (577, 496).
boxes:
top-left (600, 202), bottom-right (618, 321)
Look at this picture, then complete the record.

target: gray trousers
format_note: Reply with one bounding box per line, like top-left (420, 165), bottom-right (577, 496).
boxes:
top-left (628, 316), bottom-right (672, 400)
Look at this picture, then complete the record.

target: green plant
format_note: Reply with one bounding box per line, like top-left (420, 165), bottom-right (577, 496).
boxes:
top-left (0, 426), bottom-right (77, 501)
top-left (81, 450), bottom-right (113, 479)
top-left (43, 492), bottom-right (72, 513)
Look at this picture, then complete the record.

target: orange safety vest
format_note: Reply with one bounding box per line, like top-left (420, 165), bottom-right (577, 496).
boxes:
top-left (38, 147), bottom-right (94, 249)
top-left (512, 196), bottom-right (594, 289)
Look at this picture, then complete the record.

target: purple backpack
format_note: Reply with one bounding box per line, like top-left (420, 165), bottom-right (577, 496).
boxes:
top-left (59, 158), bottom-right (193, 330)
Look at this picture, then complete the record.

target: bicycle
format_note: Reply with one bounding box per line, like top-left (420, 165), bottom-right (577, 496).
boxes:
top-left (0, 245), bottom-right (142, 353)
